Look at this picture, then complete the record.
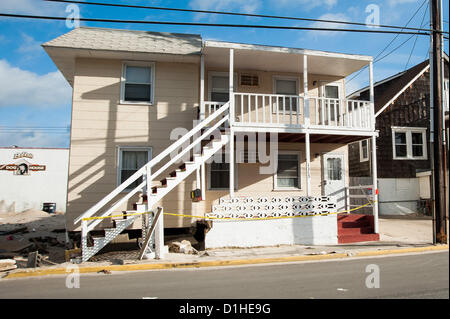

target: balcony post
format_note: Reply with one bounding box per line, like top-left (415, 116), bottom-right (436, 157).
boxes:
top-left (369, 60), bottom-right (375, 129)
top-left (229, 48), bottom-right (235, 197)
top-left (200, 54), bottom-right (205, 121)
top-left (303, 54), bottom-right (310, 127)
top-left (303, 55), bottom-right (311, 196)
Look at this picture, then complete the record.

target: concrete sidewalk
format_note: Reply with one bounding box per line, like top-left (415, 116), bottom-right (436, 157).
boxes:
top-left (2, 216), bottom-right (448, 279)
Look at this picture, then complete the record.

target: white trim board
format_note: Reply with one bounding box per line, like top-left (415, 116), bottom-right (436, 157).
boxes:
top-left (375, 64), bottom-right (430, 118)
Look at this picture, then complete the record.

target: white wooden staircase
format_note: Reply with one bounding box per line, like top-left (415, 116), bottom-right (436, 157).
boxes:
top-left (74, 102), bottom-right (231, 262)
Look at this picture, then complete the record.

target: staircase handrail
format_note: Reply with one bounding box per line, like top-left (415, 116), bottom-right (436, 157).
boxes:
top-left (75, 101), bottom-right (230, 225)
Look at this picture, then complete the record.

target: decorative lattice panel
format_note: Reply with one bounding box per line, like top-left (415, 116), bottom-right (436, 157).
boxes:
top-left (206, 196), bottom-right (337, 219)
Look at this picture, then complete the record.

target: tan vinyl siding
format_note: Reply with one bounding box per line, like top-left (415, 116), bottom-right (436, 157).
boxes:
top-left (66, 57), bottom-right (199, 230)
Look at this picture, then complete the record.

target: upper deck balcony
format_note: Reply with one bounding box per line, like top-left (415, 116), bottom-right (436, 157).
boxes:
top-left (200, 41), bottom-right (375, 137)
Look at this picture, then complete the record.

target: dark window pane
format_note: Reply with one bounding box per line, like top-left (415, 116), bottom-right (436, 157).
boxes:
top-left (395, 145), bottom-right (407, 157)
top-left (211, 158), bottom-right (229, 189)
top-left (211, 92), bottom-right (229, 102)
top-left (395, 132), bottom-right (406, 144)
top-left (125, 84), bottom-right (151, 102)
top-left (412, 145), bottom-right (423, 157)
top-left (412, 132), bottom-right (423, 145)
top-left (325, 85), bottom-right (339, 99)
top-left (277, 154), bottom-right (299, 187)
top-left (211, 171), bottom-right (229, 189)
top-left (361, 140), bottom-right (368, 159)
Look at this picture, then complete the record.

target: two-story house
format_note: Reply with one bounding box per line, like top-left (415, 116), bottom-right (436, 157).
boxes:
top-left (43, 27), bottom-right (379, 262)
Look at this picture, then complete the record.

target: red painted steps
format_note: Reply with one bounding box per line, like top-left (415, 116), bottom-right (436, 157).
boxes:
top-left (337, 214), bottom-right (379, 244)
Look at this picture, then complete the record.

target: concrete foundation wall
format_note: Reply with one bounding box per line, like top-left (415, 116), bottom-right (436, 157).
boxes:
top-left (205, 214), bottom-right (338, 248)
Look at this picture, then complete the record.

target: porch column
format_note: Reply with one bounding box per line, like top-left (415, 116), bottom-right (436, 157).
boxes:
top-left (229, 48), bottom-right (235, 197)
top-left (305, 132), bottom-right (311, 196)
top-left (369, 61), bottom-right (379, 233)
top-left (303, 54), bottom-right (311, 196)
top-left (200, 54), bottom-right (205, 121)
top-left (303, 55), bottom-right (310, 127)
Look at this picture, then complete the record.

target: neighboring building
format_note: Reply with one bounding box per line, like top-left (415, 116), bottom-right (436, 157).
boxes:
top-left (348, 57), bottom-right (449, 216)
top-left (43, 27), bottom-right (380, 260)
top-left (0, 147), bottom-right (69, 213)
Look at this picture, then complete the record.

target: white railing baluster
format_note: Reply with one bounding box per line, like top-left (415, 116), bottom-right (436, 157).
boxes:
top-left (289, 96), bottom-right (292, 125)
top-left (262, 96), bottom-right (266, 123)
top-left (255, 95), bottom-right (259, 123)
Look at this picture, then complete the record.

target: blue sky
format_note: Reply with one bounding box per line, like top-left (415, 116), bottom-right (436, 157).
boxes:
top-left (0, 0), bottom-right (448, 148)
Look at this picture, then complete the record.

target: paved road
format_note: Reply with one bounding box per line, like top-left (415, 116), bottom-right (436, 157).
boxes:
top-left (0, 251), bottom-right (448, 299)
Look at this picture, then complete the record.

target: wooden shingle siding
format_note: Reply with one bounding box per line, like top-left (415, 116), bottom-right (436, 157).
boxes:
top-left (375, 71), bottom-right (431, 178)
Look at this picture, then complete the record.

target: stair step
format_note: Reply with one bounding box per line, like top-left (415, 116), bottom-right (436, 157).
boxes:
top-left (338, 226), bottom-right (375, 236)
top-left (338, 233), bottom-right (380, 244)
top-left (160, 177), bottom-right (177, 186)
top-left (339, 220), bottom-right (371, 228)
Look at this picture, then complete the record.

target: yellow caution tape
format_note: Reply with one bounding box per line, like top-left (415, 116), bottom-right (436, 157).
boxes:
top-left (82, 200), bottom-right (376, 222)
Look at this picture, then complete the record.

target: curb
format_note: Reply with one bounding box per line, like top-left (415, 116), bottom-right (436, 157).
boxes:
top-left (3, 244), bottom-right (448, 279)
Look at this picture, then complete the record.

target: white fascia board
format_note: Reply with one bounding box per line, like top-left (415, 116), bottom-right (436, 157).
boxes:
top-left (203, 40), bottom-right (372, 62)
top-left (374, 64), bottom-right (430, 118)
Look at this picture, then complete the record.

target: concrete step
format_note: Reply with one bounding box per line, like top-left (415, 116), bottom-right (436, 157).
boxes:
top-left (338, 233), bottom-right (380, 244)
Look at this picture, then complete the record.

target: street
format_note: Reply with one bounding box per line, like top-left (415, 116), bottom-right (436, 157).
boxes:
top-left (0, 251), bottom-right (448, 299)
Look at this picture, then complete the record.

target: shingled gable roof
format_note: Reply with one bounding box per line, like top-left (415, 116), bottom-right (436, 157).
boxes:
top-left (349, 60), bottom-right (429, 116)
top-left (42, 27), bottom-right (202, 55)
top-left (348, 54), bottom-right (449, 117)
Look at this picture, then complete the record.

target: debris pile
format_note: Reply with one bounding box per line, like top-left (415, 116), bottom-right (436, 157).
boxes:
top-left (169, 240), bottom-right (199, 255)
top-left (0, 209), bottom-right (67, 269)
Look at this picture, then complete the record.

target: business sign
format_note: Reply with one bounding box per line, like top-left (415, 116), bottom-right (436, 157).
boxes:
top-left (0, 153), bottom-right (46, 176)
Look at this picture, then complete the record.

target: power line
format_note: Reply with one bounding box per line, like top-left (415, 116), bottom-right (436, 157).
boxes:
top-left (405, 4), bottom-right (429, 70)
top-left (0, 13), bottom-right (432, 35)
top-left (347, 0), bottom-right (429, 84)
top-left (45, 0), bottom-right (447, 34)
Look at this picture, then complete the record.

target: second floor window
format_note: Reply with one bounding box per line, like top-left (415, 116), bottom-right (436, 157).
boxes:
top-left (121, 63), bottom-right (154, 103)
top-left (274, 78), bottom-right (298, 113)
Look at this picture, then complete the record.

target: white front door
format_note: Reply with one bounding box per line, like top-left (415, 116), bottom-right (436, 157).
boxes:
top-left (322, 153), bottom-right (346, 211)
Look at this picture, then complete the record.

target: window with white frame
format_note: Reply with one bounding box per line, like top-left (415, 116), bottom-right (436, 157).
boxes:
top-left (273, 77), bottom-right (299, 112)
top-left (392, 127), bottom-right (427, 160)
top-left (121, 62), bottom-right (154, 103)
top-left (360, 139), bottom-right (369, 162)
top-left (320, 83), bottom-right (341, 122)
top-left (118, 147), bottom-right (152, 190)
top-left (208, 153), bottom-right (238, 190)
top-left (274, 151), bottom-right (301, 189)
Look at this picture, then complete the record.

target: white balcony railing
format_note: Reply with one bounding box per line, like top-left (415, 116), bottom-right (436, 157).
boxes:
top-left (202, 93), bottom-right (373, 131)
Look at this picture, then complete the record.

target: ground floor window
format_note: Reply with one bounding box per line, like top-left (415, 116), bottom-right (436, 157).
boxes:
top-left (118, 147), bottom-right (152, 190)
top-left (208, 153), bottom-right (238, 190)
top-left (360, 139), bottom-right (369, 162)
top-left (274, 151), bottom-right (301, 189)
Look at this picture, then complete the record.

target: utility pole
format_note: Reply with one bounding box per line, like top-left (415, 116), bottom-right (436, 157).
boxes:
top-left (430, 0), bottom-right (447, 244)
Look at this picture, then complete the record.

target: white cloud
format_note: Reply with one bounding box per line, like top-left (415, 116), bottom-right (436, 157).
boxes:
top-left (387, 0), bottom-right (419, 7)
top-left (271, 0), bottom-right (338, 11)
top-left (189, 0), bottom-right (260, 17)
top-left (309, 13), bottom-right (350, 37)
top-left (0, 60), bottom-right (71, 108)
top-left (0, 0), bottom-right (67, 15)
top-left (16, 33), bottom-right (43, 55)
